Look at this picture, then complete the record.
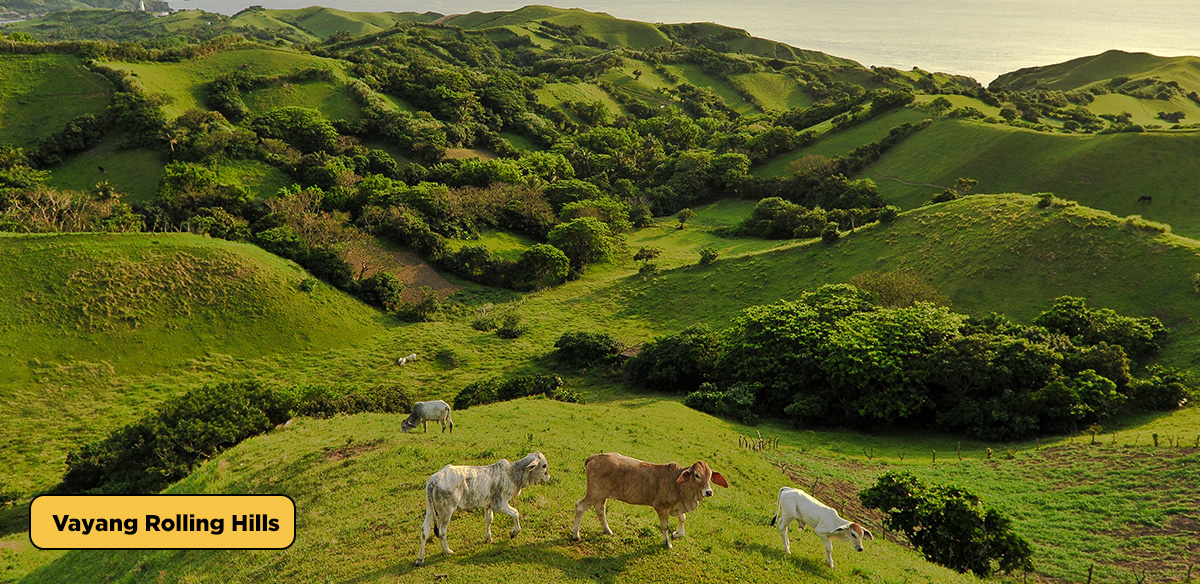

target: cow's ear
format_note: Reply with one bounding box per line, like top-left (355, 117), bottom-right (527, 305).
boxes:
top-left (525, 459), bottom-right (538, 472)
top-left (710, 472), bottom-right (728, 488)
top-left (676, 468), bottom-right (690, 485)
top-left (862, 528), bottom-right (874, 541)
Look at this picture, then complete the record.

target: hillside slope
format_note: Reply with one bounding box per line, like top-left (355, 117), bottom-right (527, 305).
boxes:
top-left (0, 53), bottom-right (112, 148)
top-left (0, 232), bottom-right (386, 491)
top-left (606, 194), bottom-right (1200, 370)
top-left (992, 49), bottom-right (1200, 94)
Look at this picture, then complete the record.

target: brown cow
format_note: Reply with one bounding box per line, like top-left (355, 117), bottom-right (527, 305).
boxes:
top-left (570, 452), bottom-right (728, 549)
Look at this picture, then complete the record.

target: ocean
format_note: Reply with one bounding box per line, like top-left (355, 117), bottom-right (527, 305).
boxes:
top-left (167, 0), bottom-right (1200, 84)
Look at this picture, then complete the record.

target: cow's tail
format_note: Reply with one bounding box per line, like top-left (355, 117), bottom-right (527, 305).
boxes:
top-left (425, 480), bottom-right (440, 537)
top-left (771, 486), bottom-right (787, 527)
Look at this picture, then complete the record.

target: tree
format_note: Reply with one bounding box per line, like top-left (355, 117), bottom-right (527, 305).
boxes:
top-left (698, 247), bottom-right (719, 265)
top-left (861, 472), bottom-right (1033, 578)
top-left (546, 217), bottom-right (617, 273)
top-left (821, 222), bottom-right (840, 244)
top-left (515, 244), bottom-right (570, 289)
top-left (633, 246), bottom-right (661, 267)
top-left (676, 207), bottom-right (697, 229)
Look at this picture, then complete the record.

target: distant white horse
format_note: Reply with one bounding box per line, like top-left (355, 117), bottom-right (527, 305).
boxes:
top-left (397, 353), bottom-right (417, 366)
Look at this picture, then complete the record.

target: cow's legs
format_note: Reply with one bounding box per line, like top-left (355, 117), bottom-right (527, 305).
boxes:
top-left (494, 500), bottom-right (522, 538)
top-left (415, 500), bottom-right (435, 566)
top-left (423, 420), bottom-right (429, 433)
top-left (778, 514), bottom-right (791, 554)
top-left (596, 500), bottom-right (612, 535)
top-left (484, 507), bottom-right (494, 543)
top-left (571, 496), bottom-right (594, 540)
top-left (437, 510), bottom-right (454, 555)
top-left (656, 507), bottom-right (673, 549)
top-left (672, 513), bottom-right (686, 539)
top-left (820, 534), bottom-right (834, 568)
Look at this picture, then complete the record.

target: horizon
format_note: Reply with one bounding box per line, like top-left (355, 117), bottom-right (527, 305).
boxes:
top-left (142, 0), bottom-right (1200, 84)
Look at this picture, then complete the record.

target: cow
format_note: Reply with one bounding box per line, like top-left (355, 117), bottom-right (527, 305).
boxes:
top-left (397, 353), bottom-right (418, 366)
top-left (415, 451), bottom-right (551, 566)
top-left (401, 400), bottom-right (453, 433)
top-left (570, 452), bottom-right (728, 549)
top-left (771, 486), bottom-right (873, 568)
top-left (1137, 195), bottom-right (1153, 204)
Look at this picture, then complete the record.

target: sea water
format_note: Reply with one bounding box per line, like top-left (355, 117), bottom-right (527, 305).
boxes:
top-left (164, 0), bottom-right (1200, 84)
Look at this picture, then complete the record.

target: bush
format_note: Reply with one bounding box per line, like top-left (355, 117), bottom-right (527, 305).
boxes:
top-left (626, 323), bottom-right (720, 393)
top-left (453, 374), bottom-right (572, 410)
top-left (684, 382), bottom-right (760, 424)
top-left (56, 380), bottom-right (412, 495)
top-left (1129, 366), bottom-right (1194, 410)
top-left (497, 312), bottom-right (528, 338)
top-left (877, 205), bottom-right (900, 223)
top-left (698, 247), bottom-right (719, 265)
top-left (861, 472), bottom-right (1033, 577)
top-left (554, 331), bottom-right (622, 368)
top-left (821, 222), bottom-right (840, 244)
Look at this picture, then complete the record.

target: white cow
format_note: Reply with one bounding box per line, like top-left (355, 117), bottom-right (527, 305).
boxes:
top-left (397, 353), bottom-right (418, 366)
top-left (772, 486), bottom-right (873, 567)
top-left (415, 452), bottom-right (551, 566)
top-left (402, 400), bottom-right (454, 433)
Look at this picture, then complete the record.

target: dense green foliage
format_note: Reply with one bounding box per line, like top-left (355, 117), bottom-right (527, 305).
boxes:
top-left (861, 472), bottom-right (1034, 577)
top-left (451, 374), bottom-right (577, 410)
top-left (553, 331), bottom-right (622, 369)
top-left (644, 284), bottom-right (1191, 439)
top-left (57, 380), bottom-right (412, 495)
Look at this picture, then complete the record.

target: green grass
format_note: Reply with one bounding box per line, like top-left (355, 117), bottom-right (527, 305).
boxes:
top-left (257, 7), bottom-right (432, 40)
top-left (449, 230), bottom-right (538, 261)
top-left (14, 400), bottom-right (982, 584)
top-left (1086, 92), bottom-right (1200, 127)
top-left (0, 233), bottom-right (386, 492)
top-left (211, 157), bottom-right (293, 199)
top-left (858, 118), bottom-right (1200, 238)
top-left (499, 132), bottom-right (539, 152)
top-left (447, 6), bottom-right (670, 50)
top-left (240, 77), bottom-right (363, 122)
top-left (0, 53), bottom-right (112, 148)
top-left (912, 93), bottom-right (1002, 117)
top-left (534, 82), bottom-right (624, 119)
top-left (663, 63), bottom-right (758, 115)
top-left (730, 71), bottom-right (813, 112)
top-left (107, 46), bottom-right (352, 119)
top-left (753, 107), bottom-right (932, 178)
top-left (992, 50), bottom-right (1200, 95)
top-left (44, 136), bottom-right (164, 203)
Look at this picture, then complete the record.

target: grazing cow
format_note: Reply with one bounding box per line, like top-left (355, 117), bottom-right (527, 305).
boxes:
top-left (401, 400), bottom-right (453, 433)
top-left (570, 452), bottom-right (728, 549)
top-left (772, 486), bottom-right (873, 568)
top-left (1137, 195), bottom-right (1153, 204)
top-left (397, 353), bottom-right (418, 366)
top-left (415, 452), bottom-right (551, 566)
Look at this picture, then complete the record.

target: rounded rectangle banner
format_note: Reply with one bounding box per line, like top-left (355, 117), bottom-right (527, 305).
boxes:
top-left (30, 495), bottom-right (295, 550)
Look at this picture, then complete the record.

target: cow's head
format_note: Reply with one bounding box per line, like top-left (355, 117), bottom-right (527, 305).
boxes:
top-left (675, 460), bottom-right (728, 498)
top-left (522, 451), bottom-right (551, 485)
top-left (400, 418), bottom-right (416, 432)
top-left (831, 522), bottom-right (874, 552)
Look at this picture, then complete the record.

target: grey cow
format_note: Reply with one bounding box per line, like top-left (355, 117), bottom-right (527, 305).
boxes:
top-left (401, 400), bottom-right (454, 433)
top-left (415, 452), bottom-right (551, 566)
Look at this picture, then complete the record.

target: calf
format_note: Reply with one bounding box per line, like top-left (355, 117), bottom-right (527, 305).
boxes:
top-left (415, 452), bottom-right (551, 566)
top-left (570, 452), bottom-right (728, 549)
top-left (402, 400), bottom-right (453, 433)
top-left (772, 486), bottom-right (873, 568)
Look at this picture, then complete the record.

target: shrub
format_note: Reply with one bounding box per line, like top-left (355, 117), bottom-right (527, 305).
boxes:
top-left (453, 374), bottom-right (572, 410)
top-left (1129, 366), bottom-right (1194, 410)
top-left (294, 383), bottom-right (413, 417)
top-left (1123, 214), bottom-right (1170, 234)
top-left (698, 246), bottom-right (719, 265)
top-left (848, 270), bottom-right (949, 308)
top-left (555, 331), bottom-right (622, 369)
top-left (931, 189), bottom-right (958, 204)
top-left (684, 382), bottom-right (760, 424)
top-left (821, 222), bottom-right (840, 244)
top-left (400, 286), bottom-right (441, 322)
top-left (861, 472), bottom-right (1033, 577)
top-left (357, 272), bottom-right (406, 311)
top-left (877, 205), bottom-right (900, 223)
top-left (497, 312), bottom-right (528, 338)
top-left (626, 323), bottom-right (720, 393)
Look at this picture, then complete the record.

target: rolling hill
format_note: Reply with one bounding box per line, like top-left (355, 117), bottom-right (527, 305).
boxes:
top-left (0, 53), bottom-right (112, 148)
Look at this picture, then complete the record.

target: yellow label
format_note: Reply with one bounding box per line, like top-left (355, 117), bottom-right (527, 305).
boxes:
top-left (30, 495), bottom-right (295, 549)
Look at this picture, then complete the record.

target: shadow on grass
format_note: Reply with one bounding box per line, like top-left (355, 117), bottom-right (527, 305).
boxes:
top-left (0, 499), bottom-right (31, 538)
top-left (742, 541), bottom-right (833, 578)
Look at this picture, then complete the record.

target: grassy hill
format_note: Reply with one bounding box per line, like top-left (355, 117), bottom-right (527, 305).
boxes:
top-left (992, 50), bottom-right (1200, 94)
top-left (0, 53), bottom-right (112, 148)
top-left (444, 5), bottom-right (671, 51)
top-left (106, 45), bottom-right (358, 120)
top-left (241, 7), bottom-right (439, 40)
top-left (0, 232), bottom-right (385, 491)
top-left (852, 119), bottom-right (1200, 237)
